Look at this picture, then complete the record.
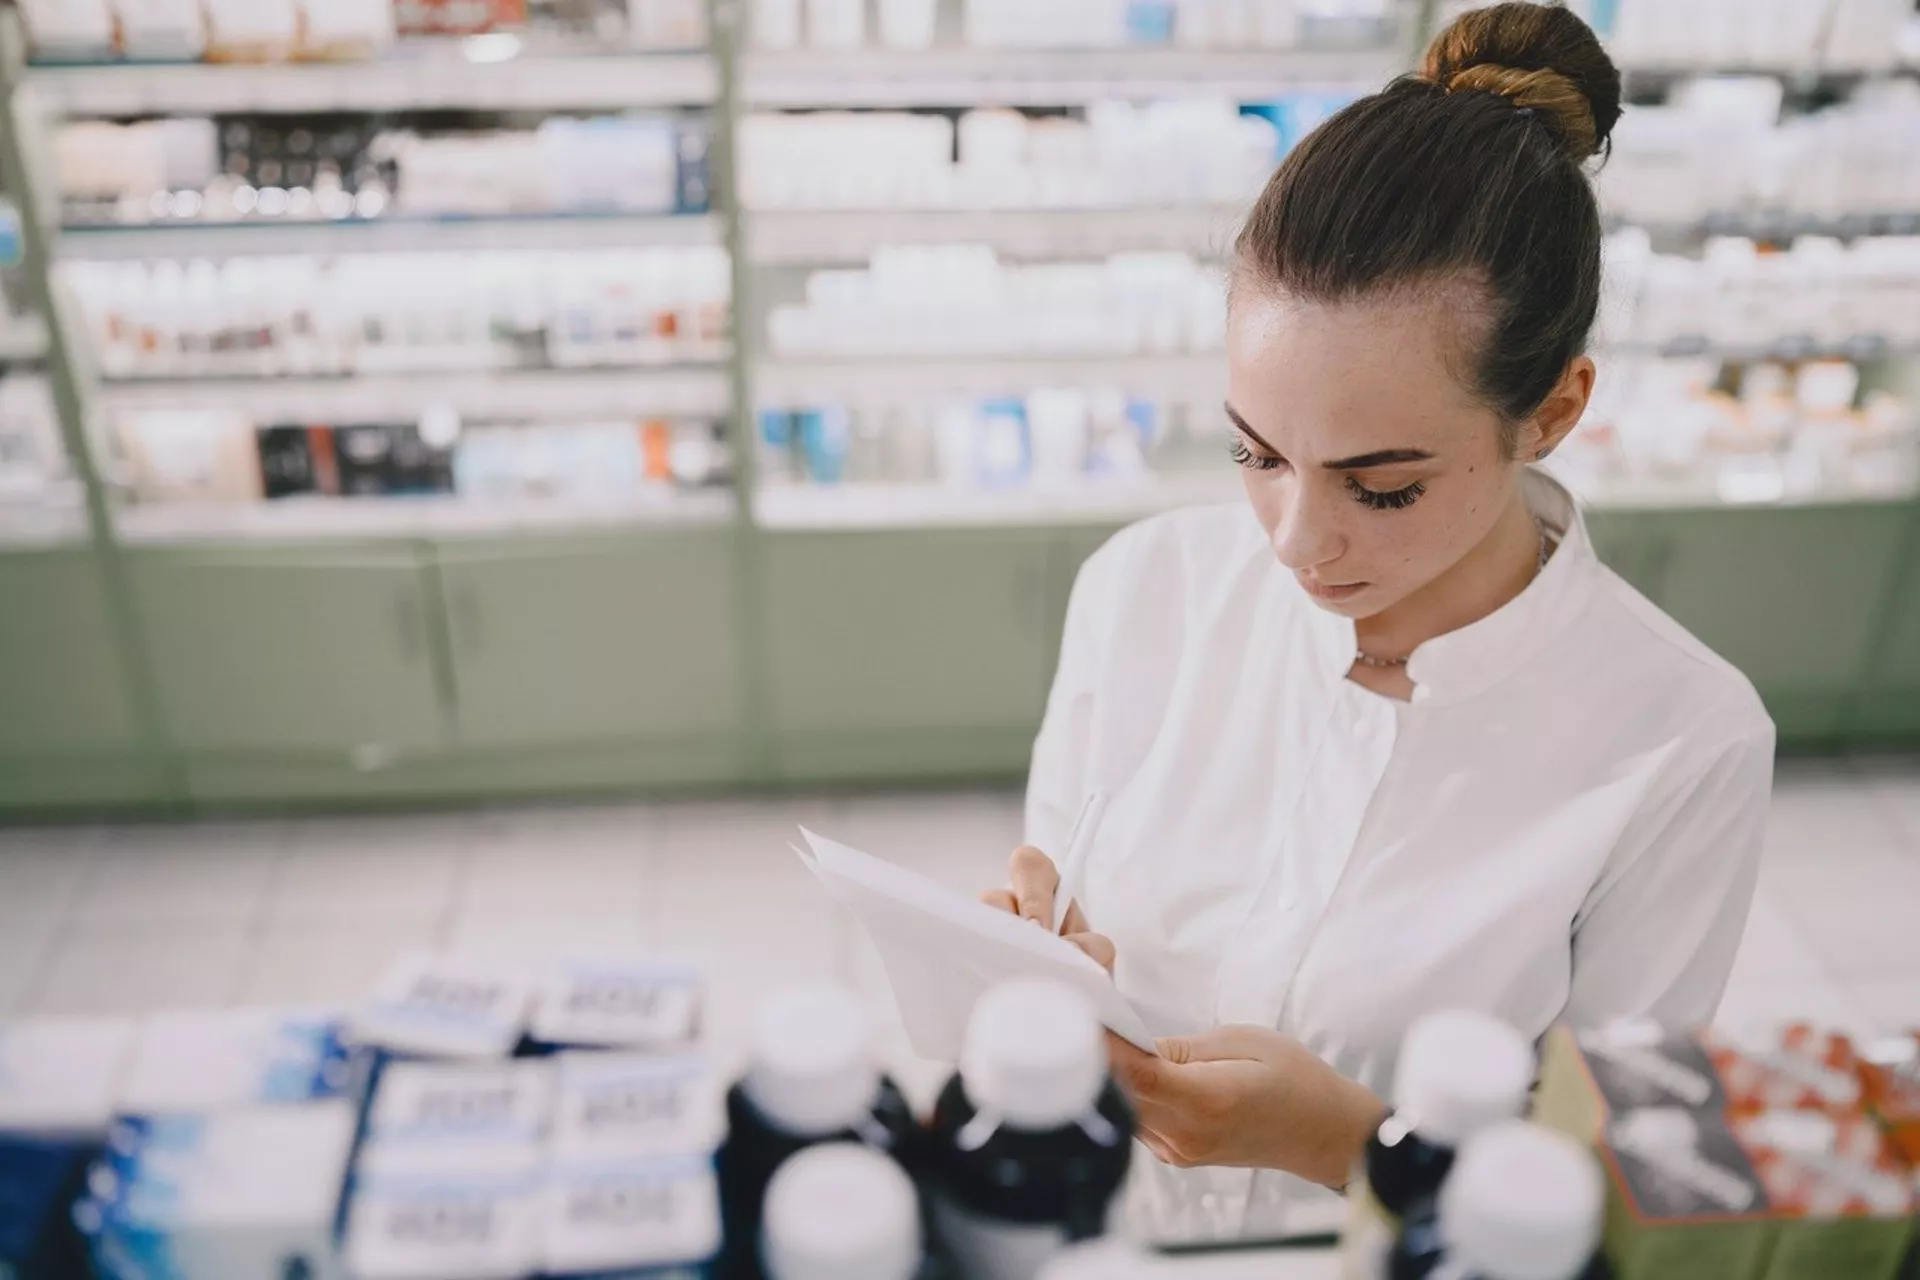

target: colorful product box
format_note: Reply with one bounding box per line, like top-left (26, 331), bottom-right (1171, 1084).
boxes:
top-left (1535, 1026), bottom-right (1917, 1280)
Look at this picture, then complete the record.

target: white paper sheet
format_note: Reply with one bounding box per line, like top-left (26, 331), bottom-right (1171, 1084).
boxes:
top-left (794, 828), bottom-right (1159, 1062)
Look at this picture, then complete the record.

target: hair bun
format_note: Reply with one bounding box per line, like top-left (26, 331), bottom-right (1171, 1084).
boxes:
top-left (1420, 2), bottom-right (1622, 161)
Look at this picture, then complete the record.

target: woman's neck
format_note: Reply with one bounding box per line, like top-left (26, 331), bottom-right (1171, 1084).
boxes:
top-left (1353, 485), bottom-right (1543, 664)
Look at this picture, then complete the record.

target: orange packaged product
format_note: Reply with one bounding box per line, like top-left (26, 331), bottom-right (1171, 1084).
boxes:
top-left (1728, 1110), bottom-right (1916, 1280)
top-left (1858, 1032), bottom-right (1920, 1165)
top-left (1706, 1024), bottom-right (1864, 1115)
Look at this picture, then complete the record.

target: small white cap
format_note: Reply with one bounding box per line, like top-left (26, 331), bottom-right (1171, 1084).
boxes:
top-left (762, 1145), bottom-right (922, 1280)
top-left (1393, 1010), bottom-right (1533, 1147)
top-left (1441, 1122), bottom-right (1603, 1280)
top-left (960, 979), bottom-right (1105, 1131)
top-left (744, 985), bottom-right (881, 1138)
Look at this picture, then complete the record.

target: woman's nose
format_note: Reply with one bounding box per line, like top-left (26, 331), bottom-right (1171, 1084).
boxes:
top-left (1270, 484), bottom-right (1344, 572)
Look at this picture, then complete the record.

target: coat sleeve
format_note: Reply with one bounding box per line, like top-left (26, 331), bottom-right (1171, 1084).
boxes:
top-left (1562, 717), bottom-right (1778, 1031)
top-left (1024, 535), bottom-right (1129, 857)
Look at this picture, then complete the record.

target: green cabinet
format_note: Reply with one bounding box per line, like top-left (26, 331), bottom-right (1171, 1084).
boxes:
top-left (0, 549), bottom-right (165, 807)
top-left (761, 530), bottom-right (1054, 781)
top-left (435, 532), bottom-right (745, 761)
top-left (128, 547), bottom-right (447, 762)
top-left (1852, 505), bottom-right (1920, 742)
top-left (1592, 503), bottom-right (1910, 743)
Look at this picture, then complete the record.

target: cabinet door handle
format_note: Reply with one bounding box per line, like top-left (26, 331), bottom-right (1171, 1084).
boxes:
top-left (394, 590), bottom-right (424, 664)
top-left (452, 584), bottom-right (482, 662)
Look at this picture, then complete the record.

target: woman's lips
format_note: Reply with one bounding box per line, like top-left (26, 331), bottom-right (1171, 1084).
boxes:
top-left (1300, 577), bottom-right (1368, 602)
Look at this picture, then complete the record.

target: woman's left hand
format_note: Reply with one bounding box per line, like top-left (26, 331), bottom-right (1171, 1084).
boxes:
top-left (1107, 1026), bottom-right (1388, 1187)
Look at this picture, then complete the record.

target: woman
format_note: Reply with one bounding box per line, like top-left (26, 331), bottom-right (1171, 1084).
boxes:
top-left (984, 2), bottom-right (1775, 1224)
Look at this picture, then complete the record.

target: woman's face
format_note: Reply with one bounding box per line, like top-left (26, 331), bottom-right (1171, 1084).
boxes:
top-left (1226, 285), bottom-right (1540, 621)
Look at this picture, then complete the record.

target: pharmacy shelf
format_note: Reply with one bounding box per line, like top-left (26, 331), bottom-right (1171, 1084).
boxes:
top-left (756, 353), bottom-right (1224, 403)
top-left (0, 495), bottom-right (90, 547)
top-left (738, 46), bottom-right (1401, 108)
top-left (1605, 335), bottom-right (1920, 363)
top-left (1555, 466), bottom-right (1920, 511)
top-left (0, 314), bottom-right (47, 361)
top-left (1619, 64), bottom-right (1919, 99)
top-left (1617, 211), bottom-right (1920, 245)
top-left (58, 212), bottom-right (723, 261)
top-left (114, 490), bottom-right (736, 546)
top-left (745, 206), bottom-right (1245, 265)
top-left (755, 472), bottom-right (1241, 530)
top-left (23, 48), bottom-right (720, 116)
top-left (98, 365), bottom-right (734, 422)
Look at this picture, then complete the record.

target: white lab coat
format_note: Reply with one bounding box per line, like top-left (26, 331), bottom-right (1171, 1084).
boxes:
top-left (1026, 471), bottom-right (1775, 1234)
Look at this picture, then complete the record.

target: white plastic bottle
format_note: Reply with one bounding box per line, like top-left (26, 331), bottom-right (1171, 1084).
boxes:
top-left (922, 979), bottom-right (1133, 1280)
top-left (762, 1145), bottom-right (923, 1280)
top-left (805, 0), bottom-right (867, 48)
top-left (878, 0), bottom-right (938, 48)
top-left (753, 0), bottom-right (803, 48)
top-left (1389, 1121), bottom-right (1604, 1280)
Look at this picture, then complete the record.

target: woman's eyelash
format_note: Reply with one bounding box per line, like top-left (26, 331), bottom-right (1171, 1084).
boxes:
top-left (1347, 476), bottom-right (1426, 511)
top-left (1228, 436), bottom-right (1284, 472)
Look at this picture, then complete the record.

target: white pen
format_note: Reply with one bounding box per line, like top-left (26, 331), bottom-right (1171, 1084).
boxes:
top-left (1051, 788), bottom-right (1111, 935)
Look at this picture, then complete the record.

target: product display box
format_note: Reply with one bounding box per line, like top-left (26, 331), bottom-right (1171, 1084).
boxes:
top-left (1535, 1025), bottom-right (1917, 1280)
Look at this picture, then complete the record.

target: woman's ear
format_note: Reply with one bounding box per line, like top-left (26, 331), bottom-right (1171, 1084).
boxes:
top-left (1517, 356), bottom-right (1596, 460)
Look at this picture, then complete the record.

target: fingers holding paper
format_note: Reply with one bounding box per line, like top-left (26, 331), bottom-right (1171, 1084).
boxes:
top-left (1104, 1026), bottom-right (1388, 1187)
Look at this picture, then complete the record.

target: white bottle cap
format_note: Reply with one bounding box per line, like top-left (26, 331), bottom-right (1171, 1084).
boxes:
top-left (960, 979), bottom-right (1105, 1131)
top-left (744, 985), bottom-right (882, 1139)
top-left (1392, 1010), bottom-right (1533, 1148)
top-left (1440, 1122), bottom-right (1603, 1280)
top-left (762, 1144), bottom-right (922, 1280)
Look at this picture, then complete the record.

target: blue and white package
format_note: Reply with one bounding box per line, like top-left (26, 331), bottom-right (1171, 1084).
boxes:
top-left (531, 957), bottom-right (703, 1051)
top-left (0, 1017), bottom-right (135, 1135)
top-left (541, 1153), bottom-right (720, 1279)
top-left (117, 1010), bottom-right (360, 1117)
top-left (552, 1052), bottom-right (724, 1163)
top-left (345, 1145), bottom-right (545, 1280)
top-left (364, 1060), bottom-right (555, 1156)
top-left (351, 952), bottom-right (534, 1061)
top-left (78, 1101), bottom-right (358, 1280)
top-left (0, 1137), bottom-right (96, 1280)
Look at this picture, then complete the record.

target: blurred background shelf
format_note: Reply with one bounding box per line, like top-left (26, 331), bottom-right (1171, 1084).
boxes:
top-left (754, 473), bottom-right (1240, 530)
top-left (57, 212), bottom-right (725, 261)
top-left (737, 46), bottom-right (1402, 107)
top-left (0, 498), bottom-right (90, 548)
top-left (23, 48), bottom-right (722, 116)
top-left (96, 366), bottom-right (735, 421)
top-left (755, 354), bottom-right (1225, 402)
top-left (114, 490), bottom-right (736, 546)
top-left (744, 206), bottom-right (1245, 265)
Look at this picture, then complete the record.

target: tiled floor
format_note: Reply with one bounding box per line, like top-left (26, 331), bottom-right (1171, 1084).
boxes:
top-left (2, 761), bottom-right (1918, 1096)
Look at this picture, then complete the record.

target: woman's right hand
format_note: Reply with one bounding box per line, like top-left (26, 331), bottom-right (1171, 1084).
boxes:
top-left (981, 846), bottom-right (1115, 972)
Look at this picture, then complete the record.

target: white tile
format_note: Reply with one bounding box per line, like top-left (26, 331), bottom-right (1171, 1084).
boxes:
top-left (30, 922), bottom-right (251, 1016)
top-left (0, 829), bottom-right (100, 923)
top-left (1725, 893), bottom-right (1831, 985)
top-left (1769, 865), bottom-right (1920, 979)
top-left (442, 910), bottom-right (648, 970)
top-left (1764, 763), bottom-right (1906, 862)
top-left (1715, 971), bottom-right (1871, 1041)
top-left (1846, 977), bottom-right (1920, 1032)
top-left (653, 894), bottom-right (843, 1059)
top-left (240, 921), bottom-right (435, 1007)
top-left (0, 914), bottom-right (62, 1016)
top-left (461, 805), bottom-right (653, 917)
top-left (832, 791), bottom-right (1025, 897)
top-left (71, 822), bottom-right (286, 927)
top-left (652, 798), bottom-right (838, 922)
top-left (1857, 758), bottom-right (1920, 852)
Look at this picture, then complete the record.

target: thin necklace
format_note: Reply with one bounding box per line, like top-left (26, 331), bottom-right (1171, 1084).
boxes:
top-left (1353, 522), bottom-right (1553, 671)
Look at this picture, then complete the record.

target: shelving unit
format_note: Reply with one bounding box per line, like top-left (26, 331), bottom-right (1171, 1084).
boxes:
top-left (23, 47), bottom-right (721, 115)
top-left (1, 0), bottom-right (1917, 813)
top-left (738, 45), bottom-right (1401, 107)
top-left (58, 212), bottom-right (724, 261)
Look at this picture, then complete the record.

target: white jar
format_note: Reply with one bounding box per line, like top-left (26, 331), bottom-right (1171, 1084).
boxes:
top-left (806, 0), bottom-right (867, 48)
top-left (878, 0), bottom-right (937, 48)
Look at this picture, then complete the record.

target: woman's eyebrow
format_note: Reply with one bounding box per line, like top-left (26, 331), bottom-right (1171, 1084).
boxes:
top-left (1223, 403), bottom-right (1281, 455)
top-left (1320, 448), bottom-right (1436, 470)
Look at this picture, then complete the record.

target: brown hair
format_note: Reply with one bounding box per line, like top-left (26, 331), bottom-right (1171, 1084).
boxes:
top-left (1234, 2), bottom-right (1622, 445)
